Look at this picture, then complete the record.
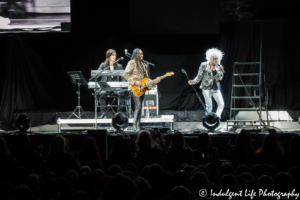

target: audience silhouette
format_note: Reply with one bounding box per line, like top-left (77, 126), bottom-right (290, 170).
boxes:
top-left (0, 130), bottom-right (299, 200)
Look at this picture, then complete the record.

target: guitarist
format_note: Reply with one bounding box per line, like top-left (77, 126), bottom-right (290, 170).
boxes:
top-left (123, 49), bottom-right (161, 131)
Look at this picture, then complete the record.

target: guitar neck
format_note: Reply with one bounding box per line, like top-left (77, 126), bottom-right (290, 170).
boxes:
top-left (146, 74), bottom-right (168, 86)
top-left (159, 74), bottom-right (168, 80)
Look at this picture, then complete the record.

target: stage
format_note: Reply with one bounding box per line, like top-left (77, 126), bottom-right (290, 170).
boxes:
top-left (1, 110), bottom-right (300, 133)
top-left (1, 108), bottom-right (299, 161)
top-left (3, 121), bottom-right (296, 133)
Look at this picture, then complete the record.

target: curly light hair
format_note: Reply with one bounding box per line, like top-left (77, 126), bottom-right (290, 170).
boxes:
top-left (205, 48), bottom-right (224, 63)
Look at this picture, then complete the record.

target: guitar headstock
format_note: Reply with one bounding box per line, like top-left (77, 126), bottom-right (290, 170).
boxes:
top-left (166, 72), bottom-right (175, 76)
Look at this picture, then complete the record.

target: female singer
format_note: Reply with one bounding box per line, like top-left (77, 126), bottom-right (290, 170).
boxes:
top-left (188, 48), bottom-right (225, 117)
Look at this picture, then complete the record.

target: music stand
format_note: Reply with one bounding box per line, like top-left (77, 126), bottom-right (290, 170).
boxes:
top-left (67, 71), bottom-right (88, 119)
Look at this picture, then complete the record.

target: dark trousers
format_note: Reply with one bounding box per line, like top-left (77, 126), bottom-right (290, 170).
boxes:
top-left (99, 90), bottom-right (125, 112)
top-left (131, 91), bottom-right (145, 127)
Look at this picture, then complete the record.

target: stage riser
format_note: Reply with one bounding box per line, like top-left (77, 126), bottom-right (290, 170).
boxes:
top-left (175, 122), bottom-right (300, 132)
top-left (6, 111), bottom-right (299, 132)
top-left (2, 121), bottom-right (299, 133)
top-left (236, 111), bottom-right (293, 121)
top-left (9, 110), bottom-right (206, 130)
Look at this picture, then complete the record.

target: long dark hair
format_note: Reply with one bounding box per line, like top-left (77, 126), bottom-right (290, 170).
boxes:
top-left (131, 48), bottom-right (142, 66)
top-left (109, 137), bottom-right (132, 157)
top-left (80, 137), bottom-right (100, 157)
top-left (196, 133), bottom-right (212, 149)
top-left (256, 134), bottom-right (284, 155)
top-left (136, 131), bottom-right (153, 152)
top-left (49, 136), bottom-right (66, 154)
top-left (235, 129), bottom-right (252, 147)
top-left (170, 132), bottom-right (186, 149)
top-left (290, 135), bottom-right (300, 152)
top-left (104, 49), bottom-right (118, 68)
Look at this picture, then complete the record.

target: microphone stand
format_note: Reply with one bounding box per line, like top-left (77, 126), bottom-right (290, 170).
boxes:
top-left (182, 69), bottom-right (208, 115)
top-left (142, 60), bottom-right (155, 66)
top-left (89, 57), bottom-right (123, 81)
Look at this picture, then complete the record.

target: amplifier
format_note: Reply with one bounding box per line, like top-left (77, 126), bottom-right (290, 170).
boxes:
top-left (142, 88), bottom-right (159, 117)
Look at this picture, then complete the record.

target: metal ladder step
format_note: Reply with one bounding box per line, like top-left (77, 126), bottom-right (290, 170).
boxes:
top-left (233, 73), bottom-right (260, 76)
top-left (231, 108), bottom-right (260, 110)
top-left (227, 120), bottom-right (262, 122)
top-left (232, 96), bottom-right (260, 99)
top-left (232, 85), bottom-right (260, 87)
top-left (234, 62), bottom-right (261, 65)
top-left (230, 61), bottom-right (263, 121)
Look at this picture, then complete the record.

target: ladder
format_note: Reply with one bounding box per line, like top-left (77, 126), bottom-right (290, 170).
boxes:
top-left (228, 62), bottom-right (264, 130)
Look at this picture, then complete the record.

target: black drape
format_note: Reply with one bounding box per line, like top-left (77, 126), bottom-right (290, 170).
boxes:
top-left (0, 36), bottom-right (57, 130)
top-left (0, 34), bottom-right (220, 129)
top-left (219, 20), bottom-right (300, 110)
top-left (1, 20), bottom-right (300, 129)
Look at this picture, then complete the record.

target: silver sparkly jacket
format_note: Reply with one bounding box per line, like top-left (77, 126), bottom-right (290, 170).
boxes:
top-left (192, 62), bottom-right (223, 90)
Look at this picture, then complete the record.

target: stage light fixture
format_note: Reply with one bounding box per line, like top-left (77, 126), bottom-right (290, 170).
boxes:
top-left (112, 112), bottom-right (128, 132)
top-left (202, 112), bottom-right (220, 132)
top-left (16, 113), bottom-right (30, 132)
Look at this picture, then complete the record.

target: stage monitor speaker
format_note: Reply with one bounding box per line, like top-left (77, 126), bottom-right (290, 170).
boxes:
top-left (88, 129), bottom-right (108, 160)
top-left (142, 90), bottom-right (159, 117)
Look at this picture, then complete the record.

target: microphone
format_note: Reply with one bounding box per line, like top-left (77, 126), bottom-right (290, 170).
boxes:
top-left (218, 62), bottom-right (225, 73)
top-left (181, 68), bottom-right (190, 80)
top-left (120, 57), bottom-right (124, 60)
top-left (124, 49), bottom-right (131, 58)
top-left (182, 68), bottom-right (196, 86)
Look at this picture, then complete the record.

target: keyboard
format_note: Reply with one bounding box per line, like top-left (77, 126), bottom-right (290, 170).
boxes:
top-left (91, 70), bottom-right (124, 77)
top-left (88, 81), bottom-right (128, 89)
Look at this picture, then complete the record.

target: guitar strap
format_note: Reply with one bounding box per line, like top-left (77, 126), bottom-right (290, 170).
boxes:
top-left (140, 62), bottom-right (149, 78)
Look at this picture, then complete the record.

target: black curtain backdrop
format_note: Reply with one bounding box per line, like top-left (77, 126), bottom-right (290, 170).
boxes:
top-left (219, 20), bottom-right (300, 110)
top-left (1, 20), bottom-right (300, 130)
top-left (0, 36), bottom-right (57, 129)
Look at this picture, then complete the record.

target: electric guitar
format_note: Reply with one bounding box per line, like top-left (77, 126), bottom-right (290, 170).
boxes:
top-left (131, 72), bottom-right (174, 97)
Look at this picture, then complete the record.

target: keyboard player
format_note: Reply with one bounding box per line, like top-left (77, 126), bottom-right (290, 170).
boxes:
top-left (98, 49), bottom-right (126, 118)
